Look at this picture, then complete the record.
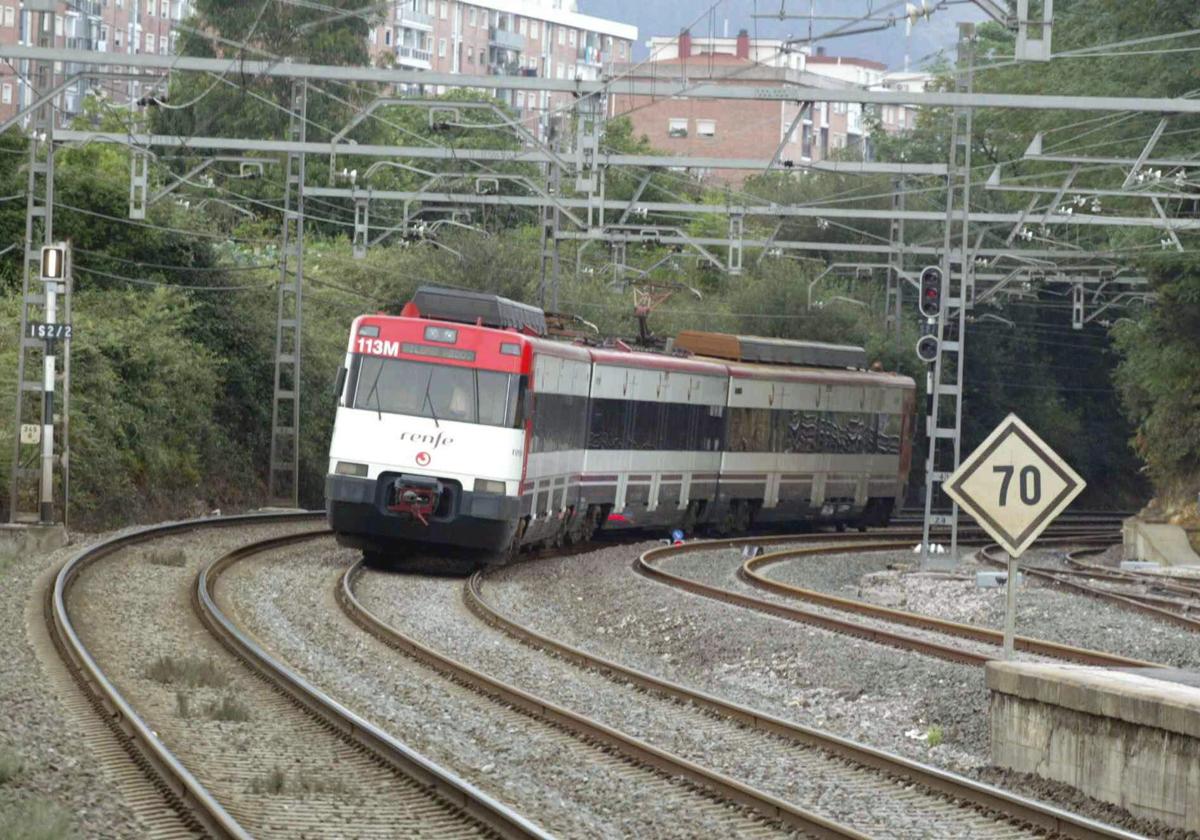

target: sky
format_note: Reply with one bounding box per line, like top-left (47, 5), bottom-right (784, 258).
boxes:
top-left (578, 0), bottom-right (992, 72)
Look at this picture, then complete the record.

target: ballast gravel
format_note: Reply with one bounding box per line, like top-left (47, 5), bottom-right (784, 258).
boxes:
top-left (477, 539), bottom-right (1191, 839)
top-left (222, 541), bottom-right (797, 839)
top-left (0, 530), bottom-right (146, 839)
top-left (740, 544), bottom-right (1200, 670)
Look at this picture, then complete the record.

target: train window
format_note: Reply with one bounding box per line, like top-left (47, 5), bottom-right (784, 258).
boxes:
top-left (351, 357), bottom-right (520, 428)
top-left (478, 370), bottom-right (519, 427)
top-left (630, 401), bottom-right (661, 450)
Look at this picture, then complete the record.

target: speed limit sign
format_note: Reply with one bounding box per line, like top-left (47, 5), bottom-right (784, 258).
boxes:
top-left (943, 413), bottom-right (1085, 558)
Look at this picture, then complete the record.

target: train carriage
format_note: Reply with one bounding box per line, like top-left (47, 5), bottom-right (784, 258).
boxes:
top-left (325, 287), bottom-right (916, 569)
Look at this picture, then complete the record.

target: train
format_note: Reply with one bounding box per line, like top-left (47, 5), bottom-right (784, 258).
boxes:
top-left (325, 286), bottom-right (916, 569)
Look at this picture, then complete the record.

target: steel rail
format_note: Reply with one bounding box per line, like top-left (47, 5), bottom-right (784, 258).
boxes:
top-left (635, 529), bottom-right (1141, 668)
top-left (466, 550), bottom-right (1143, 840)
top-left (48, 510), bottom-right (322, 840)
top-left (335, 557), bottom-right (867, 839)
top-left (980, 543), bottom-right (1200, 632)
top-left (740, 533), bottom-right (1152, 668)
top-left (197, 530), bottom-right (551, 840)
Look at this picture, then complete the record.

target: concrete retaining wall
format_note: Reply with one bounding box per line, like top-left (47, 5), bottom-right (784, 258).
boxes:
top-left (988, 662), bottom-right (1200, 832)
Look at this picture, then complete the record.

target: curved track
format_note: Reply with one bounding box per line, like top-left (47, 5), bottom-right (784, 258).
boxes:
top-left (466, 552), bottom-right (1142, 839)
top-left (636, 529), bottom-right (1150, 668)
top-left (51, 513), bottom-right (546, 839)
top-left (979, 542), bottom-right (1200, 632)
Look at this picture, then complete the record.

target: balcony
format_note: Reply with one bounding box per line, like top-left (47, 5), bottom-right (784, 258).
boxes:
top-left (489, 60), bottom-right (521, 76)
top-left (489, 27), bottom-right (525, 51)
top-left (397, 7), bottom-right (433, 30)
top-left (576, 46), bottom-right (610, 67)
top-left (396, 45), bottom-right (432, 69)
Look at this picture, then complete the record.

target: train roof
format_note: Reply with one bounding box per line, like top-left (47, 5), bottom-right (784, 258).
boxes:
top-left (674, 330), bottom-right (869, 370)
top-left (724, 360), bottom-right (916, 389)
top-left (409, 286), bottom-right (547, 336)
top-left (586, 345), bottom-right (730, 376)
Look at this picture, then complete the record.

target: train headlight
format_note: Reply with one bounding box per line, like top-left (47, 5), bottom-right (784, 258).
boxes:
top-left (335, 461), bottom-right (369, 477)
top-left (473, 479), bottom-right (506, 495)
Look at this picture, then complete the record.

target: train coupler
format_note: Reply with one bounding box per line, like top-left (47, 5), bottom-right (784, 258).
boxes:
top-left (386, 475), bottom-right (442, 526)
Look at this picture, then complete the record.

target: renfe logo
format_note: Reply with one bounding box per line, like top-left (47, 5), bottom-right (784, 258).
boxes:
top-left (398, 430), bottom-right (454, 449)
top-left (415, 451), bottom-right (431, 467)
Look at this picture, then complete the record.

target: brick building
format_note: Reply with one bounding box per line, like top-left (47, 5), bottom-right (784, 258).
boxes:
top-left (614, 31), bottom-right (929, 185)
top-left (0, 1), bottom-right (191, 124)
top-left (367, 0), bottom-right (636, 138)
top-left (1, 1), bottom-right (634, 142)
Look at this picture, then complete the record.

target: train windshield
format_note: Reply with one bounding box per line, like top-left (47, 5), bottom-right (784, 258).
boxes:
top-left (350, 356), bottom-right (522, 428)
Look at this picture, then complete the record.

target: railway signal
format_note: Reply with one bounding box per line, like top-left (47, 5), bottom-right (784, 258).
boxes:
top-left (915, 334), bottom-right (939, 363)
top-left (919, 266), bottom-right (942, 318)
top-left (37, 241), bottom-right (70, 524)
top-left (942, 414), bottom-right (1085, 658)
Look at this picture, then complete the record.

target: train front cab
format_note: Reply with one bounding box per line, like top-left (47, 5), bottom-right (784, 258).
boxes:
top-left (325, 315), bottom-right (528, 561)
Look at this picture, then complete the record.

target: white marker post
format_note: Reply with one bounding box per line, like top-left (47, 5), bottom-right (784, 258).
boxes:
top-left (38, 243), bottom-right (68, 525)
top-left (942, 414), bottom-right (1086, 661)
top-left (1003, 554), bottom-right (1018, 658)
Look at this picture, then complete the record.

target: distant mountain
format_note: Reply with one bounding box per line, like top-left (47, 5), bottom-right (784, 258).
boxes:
top-left (578, 0), bottom-right (988, 72)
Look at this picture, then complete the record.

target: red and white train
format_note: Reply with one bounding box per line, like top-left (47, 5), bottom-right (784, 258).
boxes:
top-left (326, 287), bottom-right (916, 568)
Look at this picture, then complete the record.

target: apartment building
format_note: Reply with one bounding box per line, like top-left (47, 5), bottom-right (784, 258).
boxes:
top-left (0, 1), bottom-right (189, 124)
top-left (619, 31), bottom-right (929, 184)
top-left (368, 0), bottom-right (636, 138)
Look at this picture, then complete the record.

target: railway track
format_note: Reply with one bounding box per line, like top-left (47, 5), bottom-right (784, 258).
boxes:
top-left (50, 513), bottom-right (546, 839)
top-left (636, 528), bottom-right (1151, 668)
top-left (464, 553), bottom-right (1142, 839)
top-left (979, 542), bottom-right (1200, 633)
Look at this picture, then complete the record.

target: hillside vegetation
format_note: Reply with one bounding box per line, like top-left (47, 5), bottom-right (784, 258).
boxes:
top-left (2, 0), bottom-right (1194, 525)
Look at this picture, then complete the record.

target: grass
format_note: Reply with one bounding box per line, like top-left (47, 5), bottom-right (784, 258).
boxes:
top-left (249, 766), bottom-right (347, 797)
top-left (0, 747), bottom-right (22, 784)
top-left (205, 694), bottom-right (251, 723)
top-left (926, 725), bottom-right (945, 748)
top-left (0, 799), bottom-right (76, 840)
top-left (146, 548), bottom-right (188, 568)
top-left (145, 656), bottom-right (229, 689)
top-left (175, 690), bottom-right (191, 719)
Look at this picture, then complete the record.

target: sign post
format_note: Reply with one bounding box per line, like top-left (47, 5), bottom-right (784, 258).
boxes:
top-left (38, 243), bottom-right (69, 525)
top-left (942, 414), bottom-right (1085, 658)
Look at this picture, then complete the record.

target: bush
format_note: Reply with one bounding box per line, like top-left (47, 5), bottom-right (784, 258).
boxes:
top-left (145, 656), bottom-right (229, 689)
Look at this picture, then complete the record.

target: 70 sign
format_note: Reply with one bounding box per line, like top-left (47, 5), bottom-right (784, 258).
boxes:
top-left (943, 414), bottom-right (1085, 559)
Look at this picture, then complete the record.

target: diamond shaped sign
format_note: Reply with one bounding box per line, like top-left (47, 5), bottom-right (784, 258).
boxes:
top-left (943, 414), bottom-right (1085, 557)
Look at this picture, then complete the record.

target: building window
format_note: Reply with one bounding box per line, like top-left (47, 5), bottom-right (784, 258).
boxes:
top-left (146, 33), bottom-right (155, 52)
top-left (384, 28), bottom-right (392, 45)
top-left (801, 124), bottom-right (813, 158)
top-left (2, 7), bottom-right (13, 28)
top-left (619, 41), bottom-right (626, 58)
top-left (668, 118), bottom-right (688, 138)
top-left (160, 38), bottom-right (168, 54)
top-left (439, 1), bottom-right (447, 19)
top-left (115, 30), bottom-right (122, 48)
top-left (558, 27), bottom-right (564, 45)
top-left (100, 24), bottom-right (109, 42)
top-left (516, 90), bottom-right (525, 107)
top-left (530, 21), bottom-right (537, 40)
top-left (696, 119), bottom-right (715, 137)
top-left (162, 0), bottom-right (170, 17)
top-left (467, 46), bottom-right (474, 63)
top-left (148, 0), bottom-right (155, 15)
top-left (568, 29), bottom-right (576, 46)
top-left (520, 18), bottom-right (527, 36)
top-left (1, 83), bottom-right (11, 105)
top-left (438, 38), bottom-right (446, 57)
top-left (469, 7), bottom-right (476, 26)
top-left (369, 28), bottom-right (377, 44)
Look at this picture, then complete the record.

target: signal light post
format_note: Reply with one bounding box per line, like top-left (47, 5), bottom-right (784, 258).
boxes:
top-left (919, 265), bottom-right (943, 319)
top-left (37, 243), bottom-right (68, 524)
